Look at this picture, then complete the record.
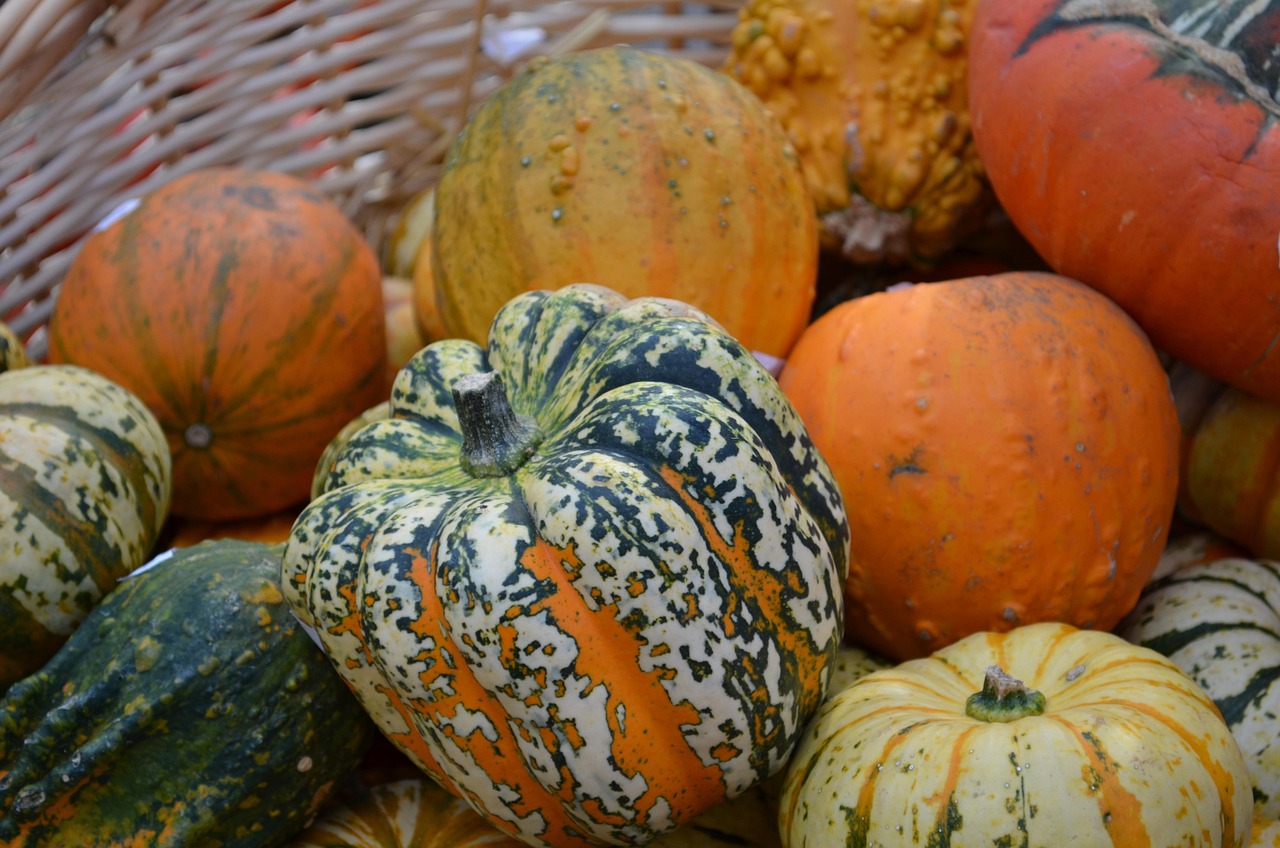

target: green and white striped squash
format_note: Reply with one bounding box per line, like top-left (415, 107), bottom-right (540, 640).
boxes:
top-left (0, 364), bottom-right (171, 690)
top-left (285, 283), bottom-right (849, 848)
top-left (1118, 555), bottom-right (1280, 819)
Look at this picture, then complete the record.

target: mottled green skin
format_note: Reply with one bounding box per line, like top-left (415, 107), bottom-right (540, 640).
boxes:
top-left (0, 540), bottom-right (375, 847)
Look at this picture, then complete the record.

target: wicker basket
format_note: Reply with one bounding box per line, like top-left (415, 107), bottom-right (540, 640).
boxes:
top-left (0, 0), bottom-right (744, 359)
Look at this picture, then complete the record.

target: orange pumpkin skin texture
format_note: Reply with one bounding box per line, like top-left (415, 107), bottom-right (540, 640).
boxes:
top-left (430, 46), bottom-right (818, 359)
top-left (47, 167), bottom-right (387, 521)
top-left (968, 0), bottom-right (1280, 402)
top-left (779, 272), bottom-right (1180, 660)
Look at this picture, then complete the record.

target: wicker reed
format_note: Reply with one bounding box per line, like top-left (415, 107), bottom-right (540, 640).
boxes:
top-left (0, 0), bottom-right (744, 359)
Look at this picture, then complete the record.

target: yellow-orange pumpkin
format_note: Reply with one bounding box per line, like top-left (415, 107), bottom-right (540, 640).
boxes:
top-left (779, 271), bottom-right (1180, 660)
top-left (430, 46), bottom-right (818, 359)
top-left (47, 167), bottom-right (387, 522)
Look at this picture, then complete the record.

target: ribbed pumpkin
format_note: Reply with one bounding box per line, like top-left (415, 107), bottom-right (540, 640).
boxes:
top-left (0, 539), bottom-right (375, 847)
top-left (284, 283), bottom-right (849, 847)
top-left (1118, 555), bottom-right (1280, 820)
top-left (0, 364), bottom-right (171, 690)
top-left (780, 621), bottom-right (1254, 847)
top-left (47, 166), bottom-right (387, 522)
top-left (430, 45), bottom-right (818, 359)
top-left (1172, 362), bottom-right (1280, 560)
top-left (778, 271), bottom-right (1180, 660)
top-left (968, 0), bottom-right (1280, 402)
top-left (722, 0), bottom-right (991, 263)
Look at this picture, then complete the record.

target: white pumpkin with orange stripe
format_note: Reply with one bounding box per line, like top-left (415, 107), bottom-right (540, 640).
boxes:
top-left (780, 621), bottom-right (1254, 847)
top-left (282, 284), bottom-right (849, 848)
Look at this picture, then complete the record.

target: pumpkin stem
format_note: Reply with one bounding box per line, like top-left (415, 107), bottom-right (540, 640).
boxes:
top-left (452, 371), bottom-right (542, 478)
top-left (964, 665), bottom-right (1046, 723)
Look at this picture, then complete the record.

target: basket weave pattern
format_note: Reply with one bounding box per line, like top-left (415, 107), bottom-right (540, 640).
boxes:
top-left (0, 0), bottom-right (742, 358)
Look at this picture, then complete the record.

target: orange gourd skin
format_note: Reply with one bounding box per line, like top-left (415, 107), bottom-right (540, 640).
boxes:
top-left (430, 46), bottom-right (818, 359)
top-left (779, 272), bottom-right (1180, 660)
top-left (47, 167), bottom-right (387, 521)
top-left (968, 0), bottom-right (1280, 402)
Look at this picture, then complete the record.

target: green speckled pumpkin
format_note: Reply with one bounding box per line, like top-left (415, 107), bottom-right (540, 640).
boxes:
top-left (1119, 555), bottom-right (1280, 820)
top-left (0, 539), bottom-right (376, 847)
top-left (285, 283), bottom-right (849, 847)
top-left (0, 364), bottom-right (171, 690)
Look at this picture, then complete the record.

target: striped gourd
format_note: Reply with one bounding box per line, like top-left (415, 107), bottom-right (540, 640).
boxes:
top-left (285, 283), bottom-right (850, 848)
top-left (0, 364), bottom-right (171, 690)
top-left (1118, 555), bottom-right (1280, 819)
top-left (780, 621), bottom-right (1253, 847)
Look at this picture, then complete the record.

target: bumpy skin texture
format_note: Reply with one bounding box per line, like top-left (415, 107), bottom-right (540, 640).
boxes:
top-left (285, 284), bottom-right (849, 848)
top-left (779, 272), bottom-right (1180, 661)
top-left (1119, 555), bottom-right (1280, 821)
top-left (47, 166), bottom-right (388, 521)
top-left (0, 364), bottom-right (171, 690)
top-left (969, 0), bottom-right (1280, 402)
top-left (430, 45), bottom-right (818, 359)
top-left (781, 622), bottom-right (1254, 848)
top-left (0, 540), bottom-right (375, 848)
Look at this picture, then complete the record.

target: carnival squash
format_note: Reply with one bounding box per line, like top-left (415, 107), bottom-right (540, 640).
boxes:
top-left (0, 539), bottom-right (375, 847)
top-left (284, 283), bottom-right (849, 847)
top-left (968, 0), bottom-right (1280, 402)
top-left (0, 364), bottom-right (171, 691)
top-left (780, 621), bottom-right (1254, 846)
top-left (47, 166), bottom-right (387, 521)
top-left (1119, 554), bottom-right (1280, 820)
top-left (430, 45), bottom-right (818, 359)
top-left (778, 271), bottom-right (1180, 660)
top-left (722, 0), bottom-right (991, 263)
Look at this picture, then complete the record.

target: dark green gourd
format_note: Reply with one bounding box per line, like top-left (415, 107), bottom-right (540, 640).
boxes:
top-left (0, 539), bottom-right (376, 847)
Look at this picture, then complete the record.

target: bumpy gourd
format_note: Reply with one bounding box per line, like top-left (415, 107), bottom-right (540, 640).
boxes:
top-left (722, 0), bottom-right (990, 263)
top-left (0, 540), bottom-right (375, 847)
top-left (285, 283), bottom-right (849, 847)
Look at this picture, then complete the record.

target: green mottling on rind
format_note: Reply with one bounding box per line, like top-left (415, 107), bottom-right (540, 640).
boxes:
top-left (0, 540), bottom-right (373, 847)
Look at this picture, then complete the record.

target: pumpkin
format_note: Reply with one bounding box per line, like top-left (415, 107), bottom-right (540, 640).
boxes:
top-left (430, 45), bottom-right (818, 359)
top-left (780, 621), bottom-right (1254, 847)
top-left (722, 0), bottom-right (992, 264)
top-left (968, 0), bottom-right (1280, 402)
top-left (47, 166), bottom-right (387, 522)
top-left (283, 283), bottom-right (849, 847)
top-left (1118, 554), bottom-right (1280, 820)
top-left (0, 539), bottom-right (375, 847)
top-left (0, 364), bottom-right (171, 690)
top-left (1171, 361), bottom-right (1280, 560)
top-left (289, 776), bottom-right (786, 848)
top-left (1150, 527), bottom-right (1248, 582)
top-left (384, 276), bottom-right (430, 388)
top-left (310, 400), bottom-right (390, 501)
top-left (1256, 818), bottom-right (1280, 846)
top-left (384, 186), bottom-right (437, 280)
top-left (778, 271), bottom-right (1181, 660)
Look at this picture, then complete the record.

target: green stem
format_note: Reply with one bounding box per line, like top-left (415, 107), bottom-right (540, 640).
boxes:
top-left (964, 665), bottom-right (1046, 723)
top-left (452, 371), bottom-right (542, 478)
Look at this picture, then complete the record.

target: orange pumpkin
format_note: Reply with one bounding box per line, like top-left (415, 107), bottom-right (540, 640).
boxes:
top-left (968, 0), bottom-right (1280, 402)
top-left (430, 46), bottom-right (818, 359)
top-left (778, 271), bottom-right (1180, 660)
top-left (47, 167), bottom-right (387, 521)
